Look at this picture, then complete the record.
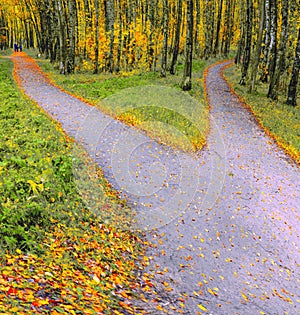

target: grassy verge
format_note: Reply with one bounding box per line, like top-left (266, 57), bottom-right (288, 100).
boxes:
top-left (36, 56), bottom-right (219, 152)
top-left (0, 56), bottom-right (144, 314)
top-left (223, 65), bottom-right (300, 164)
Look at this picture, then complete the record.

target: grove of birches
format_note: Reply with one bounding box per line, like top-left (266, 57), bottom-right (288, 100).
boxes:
top-left (0, 0), bottom-right (299, 104)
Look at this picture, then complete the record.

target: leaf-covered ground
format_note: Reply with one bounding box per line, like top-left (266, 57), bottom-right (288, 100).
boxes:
top-left (0, 55), bottom-right (146, 314)
top-left (0, 223), bottom-right (142, 314)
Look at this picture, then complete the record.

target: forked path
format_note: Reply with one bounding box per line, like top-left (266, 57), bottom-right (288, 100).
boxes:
top-left (12, 54), bottom-right (299, 315)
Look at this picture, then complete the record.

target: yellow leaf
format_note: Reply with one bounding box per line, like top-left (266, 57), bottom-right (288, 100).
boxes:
top-left (208, 288), bottom-right (218, 296)
top-left (10, 307), bottom-right (20, 312)
top-left (92, 274), bottom-right (100, 283)
top-left (156, 305), bottom-right (163, 311)
top-left (241, 292), bottom-right (249, 302)
top-left (198, 304), bottom-right (207, 311)
top-left (27, 180), bottom-right (43, 194)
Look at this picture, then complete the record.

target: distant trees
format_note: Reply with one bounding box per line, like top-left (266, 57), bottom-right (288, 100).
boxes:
top-left (235, 0), bottom-right (299, 104)
top-left (0, 0), bottom-right (298, 98)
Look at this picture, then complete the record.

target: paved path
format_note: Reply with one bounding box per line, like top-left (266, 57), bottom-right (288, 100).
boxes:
top-left (13, 54), bottom-right (299, 315)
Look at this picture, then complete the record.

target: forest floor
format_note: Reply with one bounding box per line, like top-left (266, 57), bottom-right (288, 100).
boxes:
top-left (1, 52), bottom-right (300, 314)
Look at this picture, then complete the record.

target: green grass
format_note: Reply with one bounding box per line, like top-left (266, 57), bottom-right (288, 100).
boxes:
top-left (224, 65), bottom-right (300, 164)
top-left (37, 57), bottom-right (216, 152)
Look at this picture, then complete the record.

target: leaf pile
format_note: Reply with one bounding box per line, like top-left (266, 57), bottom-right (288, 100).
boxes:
top-left (0, 222), bottom-right (142, 314)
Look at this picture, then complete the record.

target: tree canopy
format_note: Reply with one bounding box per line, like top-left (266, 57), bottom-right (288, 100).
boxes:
top-left (0, 0), bottom-right (299, 98)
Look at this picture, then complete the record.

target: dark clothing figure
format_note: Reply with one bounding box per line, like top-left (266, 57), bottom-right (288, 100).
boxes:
top-left (19, 44), bottom-right (22, 52)
top-left (14, 43), bottom-right (18, 52)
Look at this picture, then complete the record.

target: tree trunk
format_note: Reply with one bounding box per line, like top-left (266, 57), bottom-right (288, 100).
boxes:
top-left (204, 0), bottom-right (213, 59)
top-left (194, 0), bottom-right (201, 55)
top-left (56, 0), bottom-right (66, 74)
top-left (83, 0), bottom-right (92, 59)
top-left (267, 0), bottom-right (278, 98)
top-left (213, 0), bottom-right (223, 56)
top-left (286, 28), bottom-right (300, 107)
top-left (235, 1), bottom-right (245, 64)
top-left (161, 0), bottom-right (169, 77)
top-left (221, 0), bottom-right (231, 56)
top-left (147, 0), bottom-right (155, 71)
top-left (268, 0), bottom-right (288, 100)
top-left (66, 0), bottom-right (76, 74)
top-left (249, 0), bottom-right (265, 93)
top-left (260, 0), bottom-right (271, 82)
top-left (239, 0), bottom-right (253, 85)
top-left (105, 0), bottom-right (115, 72)
top-left (170, 0), bottom-right (183, 75)
top-left (94, 0), bottom-right (100, 74)
top-left (116, 2), bottom-right (123, 73)
top-left (181, 0), bottom-right (194, 91)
